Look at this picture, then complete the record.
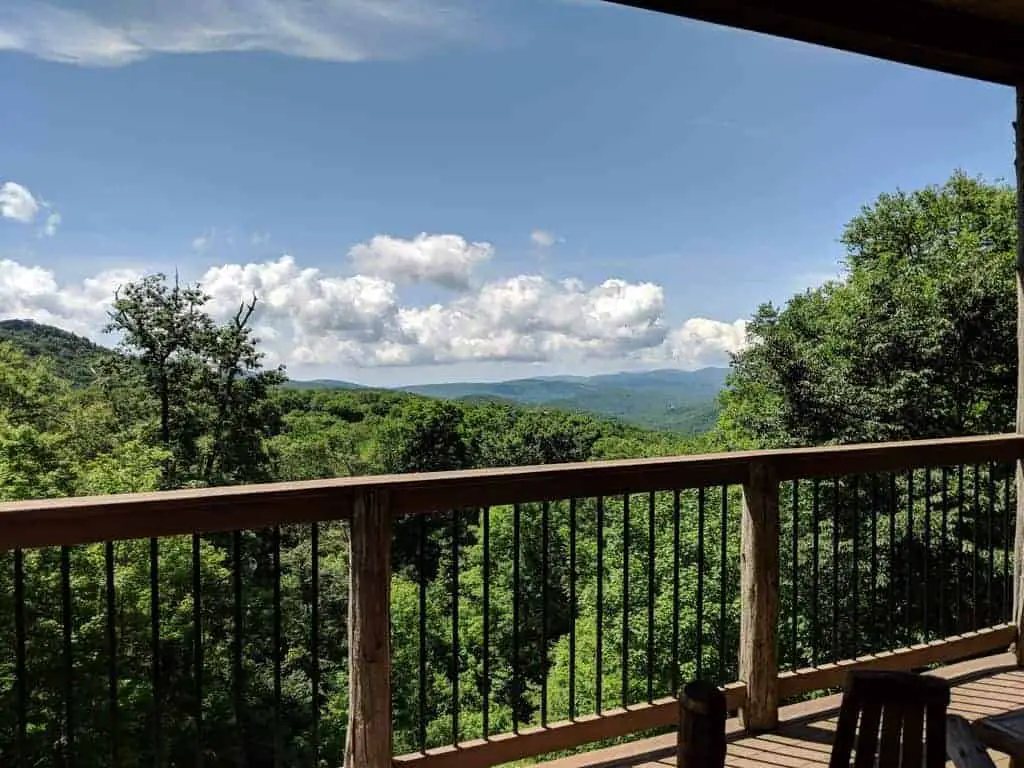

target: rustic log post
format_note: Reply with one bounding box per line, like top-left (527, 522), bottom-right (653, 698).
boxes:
top-left (678, 680), bottom-right (727, 768)
top-left (345, 489), bottom-right (393, 767)
top-left (739, 460), bottom-right (780, 731)
top-left (1015, 87), bottom-right (1024, 668)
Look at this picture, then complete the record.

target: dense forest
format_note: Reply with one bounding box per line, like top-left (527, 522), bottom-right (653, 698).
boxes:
top-left (0, 172), bottom-right (1018, 765)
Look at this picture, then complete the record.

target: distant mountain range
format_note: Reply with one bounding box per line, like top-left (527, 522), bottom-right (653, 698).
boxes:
top-left (0, 319), bottom-right (730, 434)
top-left (289, 367), bottom-right (730, 434)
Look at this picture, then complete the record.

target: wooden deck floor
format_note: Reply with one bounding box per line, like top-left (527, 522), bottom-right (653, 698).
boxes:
top-left (539, 653), bottom-right (1024, 768)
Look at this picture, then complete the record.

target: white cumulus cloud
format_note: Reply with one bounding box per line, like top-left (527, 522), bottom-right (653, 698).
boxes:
top-left (0, 0), bottom-right (479, 67)
top-left (348, 232), bottom-right (493, 290)
top-left (0, 245), bottom-right (746, 372)
top-left (0, 181), bottom-right (41, 223)
top-left (0, 259), bottom-right (140, 336)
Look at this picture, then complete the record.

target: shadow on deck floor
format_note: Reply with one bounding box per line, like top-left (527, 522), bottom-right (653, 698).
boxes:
top-left (539, 653), bottom-right (1024, 768)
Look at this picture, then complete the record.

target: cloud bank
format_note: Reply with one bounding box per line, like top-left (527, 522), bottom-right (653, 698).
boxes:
top-left (0, 0), bottom-right (478, 67)
top-left (0, 232), bottom-right (747, 371)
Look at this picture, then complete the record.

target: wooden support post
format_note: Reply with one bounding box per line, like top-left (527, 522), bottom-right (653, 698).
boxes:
top-left (678, 680), bottom-right (727, 768)
top-left (345, 489), bottom-right (393, 767)
top-left (739, 460), bottom-right (779, 731)
top-left (1015, 86), bottom-right (1024, 668)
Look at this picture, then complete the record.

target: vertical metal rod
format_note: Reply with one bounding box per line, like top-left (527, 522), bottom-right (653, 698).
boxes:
top-left (418, 514), bottom-right (428, 750)
top-left (957, 465), bottom-right (966, 632)
top-left (870, 476), bottom-right (878, 641)
top-left (596, 497), bottom-right (604, 713)
top-left (941, 468), bottom-right (950, 638)
top-left (451, 509), bottom-right (460, 743)
top-left (61, 546), bottom-right (75, 767)
top-left (988, 463), bottom-right (997, 627)
top-left (482, 507), bottom-right (491, 736)
top-left (568, 499), bottom-right (576, 721)
top-left (907, 470), bottom-right (915, 639)
top-left (647, 492), bottom-right (655, 703)
top-left (541, 501), bottom-right (549, 725)
top-left (791, 481), bottom-right (799, 669)
top-left (924, 469), bottom-right (932, 640)
top-left (311, 523), bottom-right (320, 766)
top-left (192, 533), bottom-right (203, 768)
top-left (888, 474), bottom-right (897, 647)
top-left (232, 531), bottom-right (243, 765)
top-left (105, 541), bottom-right (119, 767)
top-left (1005, 470), bottom-right (1013, 619)
top-left (851, 476), bottom-right (860, 656)
top-left (672, 490), bottom-right (681, 694)
top-left (719, 487), bottom-right (728, 681)
top-left (831, 478), bottom-right (840, 662)
top-left (811, 480), bottom-right (820, 666)
top-left (622, 493), bottom-right (630, 706)
top-left (151, 538), bottom-right (162, 766)
top-left (513, 503), bottom-right (522, 731)
top-left (974, 465), bottom-right (981, 629)
top-left (272, 526), bottom-right (282, 766)
top-left (696, 488), bottom-right (706, 679)
top-left (14, 549), bottom-right (26, 762)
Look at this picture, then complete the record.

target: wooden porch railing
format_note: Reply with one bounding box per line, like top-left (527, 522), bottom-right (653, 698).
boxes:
top-left (1, 433), bottom-right (1022, 767)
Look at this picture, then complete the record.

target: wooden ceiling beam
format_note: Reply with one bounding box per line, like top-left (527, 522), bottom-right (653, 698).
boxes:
top-left (607, 0), bottom-right (1024, 85)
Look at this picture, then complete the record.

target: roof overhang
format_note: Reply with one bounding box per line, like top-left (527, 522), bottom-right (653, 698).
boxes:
top-left (607, 0), bottom-right (1024, 85)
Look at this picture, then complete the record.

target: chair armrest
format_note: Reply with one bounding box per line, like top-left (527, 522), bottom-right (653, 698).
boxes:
top-left (948, 715), bottom-right (998, 768)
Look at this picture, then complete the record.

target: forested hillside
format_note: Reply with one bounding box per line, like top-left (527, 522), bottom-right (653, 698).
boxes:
top-left (0, 172), bottom-right (1017, 765)
top-left (288, 367), bottom-right (728, 434)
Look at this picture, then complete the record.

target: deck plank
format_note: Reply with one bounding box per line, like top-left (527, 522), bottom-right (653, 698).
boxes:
top-left (538, 653), bottom-right (1022, 768)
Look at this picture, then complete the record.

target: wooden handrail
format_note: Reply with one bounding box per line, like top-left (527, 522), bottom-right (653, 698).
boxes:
top-left (0, 433), bottom-right (1021, 551)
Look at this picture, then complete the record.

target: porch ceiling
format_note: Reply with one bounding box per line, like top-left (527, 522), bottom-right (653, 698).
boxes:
top-left (606, 0), bottom-right (1024, 85)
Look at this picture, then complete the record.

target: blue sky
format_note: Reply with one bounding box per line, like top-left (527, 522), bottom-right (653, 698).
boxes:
top-left (0, 0), bottom-right (1015, 385)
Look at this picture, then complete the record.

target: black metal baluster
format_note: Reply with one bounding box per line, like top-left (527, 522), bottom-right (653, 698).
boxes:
top-left (193, 533), bottom-right (203, 767)
top-left (941, 468), bottom-right (949, 638)
top-left (418, 513), bottom-right (427, 750)
top-left (311, 523), bottom-right (320, 765)
top-left (973, 466), bottom-right (980, 630)
top-left (791, 481), bottom-right (799, 669)
top-left (906, 471), bottom-right (914, 640)
top-left (647, 491), bottom-right (655, 703)
top-left (870, 476), bottom-right (878, 645)
top-left (569, 499), bottom-right (577, 720)
top-left (811, 480), bottom-right (820, 666)
top-left (888, 474), bottom-right (897, 648)
top-left (232, 532), bottom-right (243, 765)
top-left (720, 486), bottom-right (728, 681)
top-left (482, 507), bottom-right (491, 736)
top-left (622, 494), bottom-right (630, 706)
top-left (541, 501), bottom-right (549, 725)
top-left (61, 546), bottom-right (74, 767)
top-left (851, 476), bottom-right (860, 656)
top-left (14, 549), bottom-right (26, 764)
top-left (672, 490), bottom-right (681, 694)
top-left (832, 478), bottom-right (840, 662)
top-left (451, 509), bottom-right (460, 743)
top-left (151, 538), bottom-right (162, 766)
top-left (924, 469), bottom-right (931, 640)
top-left (105, 542), bottom-right (119, 766)
top-left (513, 503), bottom-right (522, 730)
top-left (596, 497), bottom-right (604, 713)
top-left (988, 463), bottom-right (996, 627)
top-left (957, 465), bottom-right (965, 632)
top-left (1005, 471), bottom-right (1012, 619)
top-left (696, 488), bottom-right (706, 679)
top-left (273, 526), bottom-right (282, 766)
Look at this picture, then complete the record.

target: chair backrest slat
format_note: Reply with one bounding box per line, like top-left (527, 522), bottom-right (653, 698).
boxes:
top-left (829, 671), bottom-right (951, 768)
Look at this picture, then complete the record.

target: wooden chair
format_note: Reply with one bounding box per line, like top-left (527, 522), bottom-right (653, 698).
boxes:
top-left (829, 670), bottom-right (951, 768)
